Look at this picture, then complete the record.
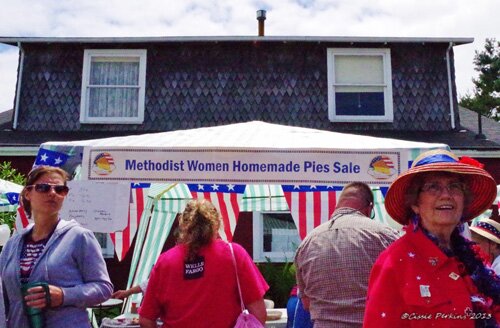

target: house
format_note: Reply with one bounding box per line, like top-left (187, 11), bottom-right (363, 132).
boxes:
top-left (0, 35), bottom-right (498, 171)
top-left (0, 35), bottom-right (498, 290)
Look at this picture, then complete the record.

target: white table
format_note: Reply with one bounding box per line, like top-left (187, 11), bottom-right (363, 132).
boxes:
top-left (90, 298), bottom-right (123, 326)
top-left (265, 308), bottom-right (287, 328)
top-left (110, 309), bottom-right (288, 328)
top-left (110, 313), bottom-right (162, 328)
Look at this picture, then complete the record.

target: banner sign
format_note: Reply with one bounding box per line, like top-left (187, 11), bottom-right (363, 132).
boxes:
top-left (82, 147), bottom-right (405, 185)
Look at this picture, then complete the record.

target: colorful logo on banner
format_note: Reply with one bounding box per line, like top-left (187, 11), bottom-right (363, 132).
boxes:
top-left (92, 152), bottom-right (116, 175)
top-left (367, 155), bottom-right (396, 180)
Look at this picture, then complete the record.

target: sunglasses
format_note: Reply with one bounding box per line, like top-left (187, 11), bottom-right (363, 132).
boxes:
top-left (27, 183), bottom-right (69, 196)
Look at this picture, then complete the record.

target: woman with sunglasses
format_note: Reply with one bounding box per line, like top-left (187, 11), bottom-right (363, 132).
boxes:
top-left (363, 150), bottom-right (500, 327)
top-left (0, 165), bottom-right (113, 327)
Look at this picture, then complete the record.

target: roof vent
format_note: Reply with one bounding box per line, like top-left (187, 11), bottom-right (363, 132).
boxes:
top-left (475, 112), bottom-right (486, 140)
top-left (256, 10), bottom-right (266, 36)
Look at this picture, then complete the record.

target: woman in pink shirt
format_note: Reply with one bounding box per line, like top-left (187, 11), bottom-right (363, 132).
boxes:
top-left (139, 199), bottom-right (268, 328)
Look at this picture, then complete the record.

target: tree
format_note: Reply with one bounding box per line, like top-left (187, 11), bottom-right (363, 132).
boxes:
top-left (459, 38), bottom-right (500, 122)
top-left (0, 162), bottom-right (26, 231)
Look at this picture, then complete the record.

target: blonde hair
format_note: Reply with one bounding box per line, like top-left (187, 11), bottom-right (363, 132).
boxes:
top-left (178, 199), bottom-right (221, 261)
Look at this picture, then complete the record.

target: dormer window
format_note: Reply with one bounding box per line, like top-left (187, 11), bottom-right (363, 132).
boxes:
top-left (80, 49), bottom-right (147, 124)
top-left (327, 48), bottom-right (393, 122)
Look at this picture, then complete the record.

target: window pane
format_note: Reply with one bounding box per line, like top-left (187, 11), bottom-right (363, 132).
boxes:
top-left (262, 213), bottom-right (300, 254)
top-left (335, 89), bottom-right (385, 116)
top-left (94, 232), bottom-right (114, 258)
top-left (90, 60), bottom-right (139, 86)
top-left (88, 87), bottom-right (139, 118)
top-left (335, 55), bottom-right (383, 85)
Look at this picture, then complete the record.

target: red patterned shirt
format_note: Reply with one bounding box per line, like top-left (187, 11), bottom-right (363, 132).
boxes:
top-left (20, 235), bottom-right (49, 283)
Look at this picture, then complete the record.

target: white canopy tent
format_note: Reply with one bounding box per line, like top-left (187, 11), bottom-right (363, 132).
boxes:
top-left (34, 121), bottom-right (449, 310)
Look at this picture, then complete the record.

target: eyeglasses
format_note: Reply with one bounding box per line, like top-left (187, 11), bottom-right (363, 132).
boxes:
top-left (370, 206), bottom-right (375, 220)
top-left (365, 201), bottom-right (376, 219)
top-left (27, 183), bottom-right (69, 196)
top-left (420, 182), bottom-right (466, 196)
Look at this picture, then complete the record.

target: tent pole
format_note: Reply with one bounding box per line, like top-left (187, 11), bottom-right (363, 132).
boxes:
top-left (155, 183), bottom-right (178, 201)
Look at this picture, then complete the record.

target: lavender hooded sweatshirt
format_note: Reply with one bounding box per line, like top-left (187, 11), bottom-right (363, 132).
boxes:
top-left (0, 219), bottom-right (113, 327)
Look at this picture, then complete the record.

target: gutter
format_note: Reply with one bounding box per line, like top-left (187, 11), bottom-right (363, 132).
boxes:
top-left (0, 36), bottom-right (475, 45)
top-left (446, 42), bottom-right (455, 129)
top-left (0, 146), bottom-right (39, 157)
top-left (13, 42), bottom-right (25, 130)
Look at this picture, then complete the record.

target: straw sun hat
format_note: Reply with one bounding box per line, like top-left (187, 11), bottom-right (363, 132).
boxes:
top-left (384, 149), bottom-right (497, 225)
top-left (470, 218), bottom-right (500, 245)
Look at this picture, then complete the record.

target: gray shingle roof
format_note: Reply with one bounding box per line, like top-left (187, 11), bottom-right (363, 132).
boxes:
top-left (458, 106), bottom-right (500, 144)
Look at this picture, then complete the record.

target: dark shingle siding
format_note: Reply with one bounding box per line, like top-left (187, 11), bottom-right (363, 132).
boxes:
top-left (19, 44), bottom-right (83, 131)
top-left (391, 43), bottom-right (455, 130)
top-left (15, 42), bottom-right (456, 132)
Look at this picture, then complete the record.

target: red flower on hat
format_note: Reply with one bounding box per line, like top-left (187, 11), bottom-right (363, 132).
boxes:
top-left (459, 156), bottom-right (484, 169)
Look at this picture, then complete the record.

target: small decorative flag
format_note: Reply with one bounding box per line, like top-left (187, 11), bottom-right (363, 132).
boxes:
top-left (35, 148), bottom-right (69, 167)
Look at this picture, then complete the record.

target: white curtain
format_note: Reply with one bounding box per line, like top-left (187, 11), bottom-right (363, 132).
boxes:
top-left (88, 60), bottom-right (139, 118)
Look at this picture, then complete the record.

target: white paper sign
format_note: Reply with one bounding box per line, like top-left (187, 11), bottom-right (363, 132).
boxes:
top-left (60, 180), bottom-right (131, 233)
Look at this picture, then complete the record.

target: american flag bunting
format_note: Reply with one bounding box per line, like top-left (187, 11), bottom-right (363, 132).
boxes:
top-left (110, 183), bottom-right (150, 261)
top-left (34, 148), bottom-right (69, 167)
top-left (187, 184), bottom-right (246, 241)
top-left (282, 185), bottom-right (342, 240)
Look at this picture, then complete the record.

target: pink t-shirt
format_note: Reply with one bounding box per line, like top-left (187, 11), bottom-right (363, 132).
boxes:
top-left (139, 239), bottom-right (269, 328)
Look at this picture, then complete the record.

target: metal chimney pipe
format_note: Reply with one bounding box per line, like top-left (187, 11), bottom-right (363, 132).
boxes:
top-left (475, 111), bottom-right (486, 139)
top-left (256, 10), bottom-right (266, 36)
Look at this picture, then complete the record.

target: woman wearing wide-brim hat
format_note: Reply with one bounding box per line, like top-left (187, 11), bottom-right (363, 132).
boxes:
top-left (470, 218), bottom-right (500, 274)
top-left (363, 149), bottom-right (500, 328)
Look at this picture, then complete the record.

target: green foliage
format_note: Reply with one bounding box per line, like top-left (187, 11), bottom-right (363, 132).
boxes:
top-left (257, 259), bottom-right (296, 308)
top-left (459, 38), bottom-right (500, 121)
top-left (0, 162), bottom-right (26, 231)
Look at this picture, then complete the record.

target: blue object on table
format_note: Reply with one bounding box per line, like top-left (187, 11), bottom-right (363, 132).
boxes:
top-left (292, 298), bottom-right (312, 328)
top-left (286, 295), bottom-right (298, 328)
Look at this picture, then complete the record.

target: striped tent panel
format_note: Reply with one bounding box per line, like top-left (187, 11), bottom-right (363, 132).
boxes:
top-left (124, 200), bottom-right (179, 312)
top-left (150, 183), bottom-right (192, 202)
top-left (371, 187), bottom-right (402, 230)
top-left (240, 184), bottom-right (289, 212)
top-left (124, 184), bottom-right (192, 313)
top-left (0, 203), bottom-right (17, 213)
top-left (0, 179), bottom-right (22, 213)
top-left (125, 197), bottom-right (154, 298)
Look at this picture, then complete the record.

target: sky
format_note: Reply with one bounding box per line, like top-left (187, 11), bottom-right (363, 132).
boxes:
top-left (0, 0), bottom-right (498, 112)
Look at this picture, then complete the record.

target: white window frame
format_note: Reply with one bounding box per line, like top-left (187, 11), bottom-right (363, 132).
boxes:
top-left (94, 232), bottom-right (115, 258)
top-left (252, 211), bottom-right (300, 263)
top-left (327, 48), bottom-right (393, 122)
top-left (80, 49), bottom-right (147, 124)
